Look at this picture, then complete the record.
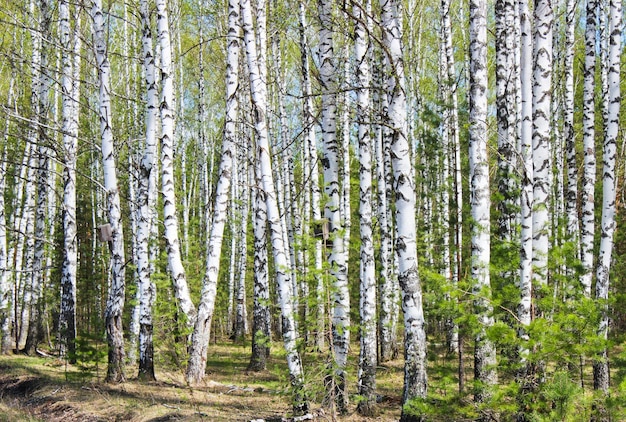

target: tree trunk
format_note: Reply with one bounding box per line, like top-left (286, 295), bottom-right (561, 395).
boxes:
top-left (379, 0), bottom-right (428, 416)
top-left (354, 1), bottom-right (377, 415)
top-left (186, 0), bottom-right (240, 385)
top-left (581, 0), bottom-right (597, 297)
top-left (318, 0), bottom-right (350, 412)
top-left (593, 0), bottom-right (620, 396)
top-left (531, 0), bottom-right (553, 291)
top-left (90, 0), bottom-right (126, 383)
top-left (248, 162), bottom-right (271, 371)
top-left (156, 0), bottom-right (196, 329)
top-left (58, 0), bottom-right (80, 362)
top-left (240, 0), bottom-right (308, 413)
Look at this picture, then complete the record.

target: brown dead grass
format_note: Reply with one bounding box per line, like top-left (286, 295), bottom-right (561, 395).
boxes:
top-left (0, 343), bottom-right (404, 421)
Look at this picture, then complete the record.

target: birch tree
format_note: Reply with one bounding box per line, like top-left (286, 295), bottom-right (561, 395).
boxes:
top-left (354, 0), bottom-right (377, 415)
top-left (518, 0), bottom-right (534, 372)
top-left (298, 2), bottom-right (325, 351)
top-left (90, 0), bottom-right (126, 382)
top-left (135, 0), bottom-right (160, 381)
top-left (469, 0), bottom-right (498, 408)
top-left (318, 0), bottom-right (350, 411)
top-left (58, 0), bottom-right (81, 361)
top-left (240, 0), bottom-right (308, 412)
top-left (25, 0), bottom-right (52, 355)
top-left (581, 0), bottom-right (597, 297)
top-left (532, 0), bottom-right (553, 291)
top-left (380, 0), bottom-right (428, 415)
top-left (156, 0), bottom-right (196, 327)
top-left (186, 0), bottom-right (240, 385)
top-left (593, 0), bottom-right (620, 395)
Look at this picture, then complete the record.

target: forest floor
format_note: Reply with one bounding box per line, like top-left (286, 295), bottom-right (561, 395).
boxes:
top-left (0, 342), bottom-right (407, 421)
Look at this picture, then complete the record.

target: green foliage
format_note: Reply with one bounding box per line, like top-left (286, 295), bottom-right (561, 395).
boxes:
top-left (70, 332), bottom-right (107, 382)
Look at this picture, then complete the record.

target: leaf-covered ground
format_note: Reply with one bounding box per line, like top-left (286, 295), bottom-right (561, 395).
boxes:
top-left (0, 343), bottom-right (404, 421)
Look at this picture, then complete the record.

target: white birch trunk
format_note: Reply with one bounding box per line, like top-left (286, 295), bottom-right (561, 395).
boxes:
top-left (90, 0), bottom-right (126, 382)
top-left (156, 0), bottom-right (196, 327)
top-left (58, 0), bottom-right (80, 361)
top-left (374, 56), bottom-right (399, 363)
top-left (136, 0), bottom-right (159, 381)
top-left (26, 0), bottom-right (51, 355)
top-left (532, 0), bottom-right (553, 290)
top-left (380, 0), bottom-right (428, 411)
top-left (186, 0), bottom-right (240, 385)
top-left (354, 1), bottom-right (377, 414)
top-left (563, 0), bottom-right (578, 246)
top-left (593, 0), bottom-right (620, 394)
top-left (248, 161), bottom-right (271, 371)
top-left (298, 3), bottom-right (325, 351)
top-left (240, 0), bottom-right (308, 412)
top-left (518, 0), bottom-right (534, 363)
top-left (318, 0), bottom-right (350, 411)
top-left (469, 0), bottom-right (498, 406)
top-left (580, 0), bottom-right (597, 297)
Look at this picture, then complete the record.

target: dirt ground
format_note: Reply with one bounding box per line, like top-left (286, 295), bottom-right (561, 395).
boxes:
top-left (0, 349), bottom-right (403, 422)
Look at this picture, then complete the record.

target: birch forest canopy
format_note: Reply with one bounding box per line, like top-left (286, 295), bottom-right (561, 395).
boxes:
top-left (0, 0), bottom-right (624, 420)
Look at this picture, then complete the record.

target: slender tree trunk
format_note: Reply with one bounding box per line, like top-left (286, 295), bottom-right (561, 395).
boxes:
top-left (469, 0), bottom-right (498, 412)
top-left (354, 1), bottom-right (377, 415)
top-left (186, 0), bottom-right (240, 385)
top-left (156, 0), bottom-right (196, 328)
top-left (563, 0), bottom-right (578, 246)
top-left (90, 0), bottom-right (127, 383)
top-left (298, 3), bottom-right (325, 351)
top-left (593, 0), bottom-right (620, 396)
top-left (581, 0), bottom-right (597, 297)
top-left (25, 0), bottom-right (51, 355)
top-left (136, 0), bottom-right (159, 381)
top-left (318, 0), bottom-right (350, 412)
top-left (374, 55), bottom-right (399, 363)
top-left (248, 161), bottom-right (271, 371)
top-left (532, 0), bottom-right (553, 292)
top-left (379, 1), bottom-right (428, 417)
top-left (240, 0), bottom-right (308, 413)
top-left (518, 0), bottom-right (534, 373)
top-left (58, 0), bottom-right (80, 362)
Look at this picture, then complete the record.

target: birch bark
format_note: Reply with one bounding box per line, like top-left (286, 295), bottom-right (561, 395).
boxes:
top-left (354, 1), bottom-right (377, 415)
top-left (593, 0), bottom-right (620, 395)
top-left (380, 0), bottom-right (428, 414)
top-left (58, 0), bottom-right (80, 361)
top-left (186, 0), bottom-right (240, 384)
top-left (90, 0), bottom-right (126, 382)
top-left (156, 0), bottom-right (196, 327)
top-left (318, 0), bottom-right (349, 411)
top-left (581, 0), bottom-right (597, 296)
top-left (469, 0), bottom-right (498, 407)
top-left (240, 0), bottom-right (308, 412)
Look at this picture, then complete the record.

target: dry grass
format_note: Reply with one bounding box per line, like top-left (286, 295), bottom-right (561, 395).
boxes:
top-left (0, 343), bottom-right (404, 421)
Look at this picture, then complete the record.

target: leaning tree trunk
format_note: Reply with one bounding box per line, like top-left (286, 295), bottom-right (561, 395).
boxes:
top-left (380, 1), bottom-right (428, 418)
top-left (318, 0), bottom-right (350, 413)
top-left (186, 0), bottom-right (240, 385)
top-left (240, 0), bottom-right (308, 413)
top-left (593, 0), bottom-right (620, 397)
top-left (90, 0), bottom-right (126, 383)
top-left (156, 0), bottom-right (196, 328)
top-left (469, 0), bottom-right (498, 412)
